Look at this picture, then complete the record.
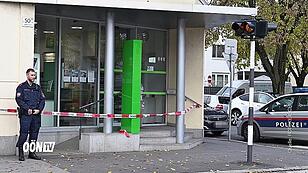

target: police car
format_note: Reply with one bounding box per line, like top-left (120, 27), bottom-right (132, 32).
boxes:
top-left (237, 93), bottom-right (308, 141)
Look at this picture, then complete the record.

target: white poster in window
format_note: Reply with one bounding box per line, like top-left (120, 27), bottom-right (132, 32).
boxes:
top-left (88, 70), bottom-right (95, 83)
top-left (71, 70), bottom-right (79, 83)
top-left (33, 54), bottom-right (40, 84)
top-left (47, 80), bottom-right (53, 92)
top-left (147, 66), bottom-right (154, 71)
top-left (80, 70), bottom-right (87, 83)
top-left (63, 69), bottom-right (71, 82)
top-left (149, 57), bottom-right (156, 63)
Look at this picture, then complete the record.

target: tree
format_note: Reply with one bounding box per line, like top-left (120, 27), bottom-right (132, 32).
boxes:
top-left (256, 0), bottom-right (307, 94)
top-left (289, 50), bottom-right (308, 87)
top-left (206, 0), bottom-right (308, 94)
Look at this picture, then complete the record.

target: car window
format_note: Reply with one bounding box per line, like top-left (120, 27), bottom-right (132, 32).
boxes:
top-left (220, 87), bottom-right (236, 97)
top-left (232, 89), bottom-right (245, 99)
top-left (239, 94), bottom-right (248, 101)
top-left (239, 93), bottom-right (258, 102)
top-left (269, 96), bottom-right (295, 112)
top-left (254, 93), bottom-right (258, 102)
top-left (204, 96), bottom-right (211, 104)
top-left (258, 93), bottom-right (273, 104)
top-left (295, 95), bottom-right (308, 111)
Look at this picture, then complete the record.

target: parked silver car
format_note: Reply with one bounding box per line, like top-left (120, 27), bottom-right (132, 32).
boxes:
top-left (237, 93), bottom-right (308, 141)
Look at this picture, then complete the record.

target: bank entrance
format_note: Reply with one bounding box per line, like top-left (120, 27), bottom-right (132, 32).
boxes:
top-left (34, 10), bottom-right (168, 129)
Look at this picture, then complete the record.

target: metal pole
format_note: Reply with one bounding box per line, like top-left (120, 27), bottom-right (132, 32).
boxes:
top-left (97, 23), bottom-right (102, 127)
top-left (57, 18), bottom-right (62, 128)
top-left (228, 49), bottom-right (233, 141)
top-left (104, 11), bottom-right (115, 134)
top-left (247, 39), bottom-right (255, 164)
top-left (176, 18), bottom-right (186, 144)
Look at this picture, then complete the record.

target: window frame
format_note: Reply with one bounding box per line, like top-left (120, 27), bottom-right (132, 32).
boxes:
top-left (266, 96), bottom-right (296, 112)
top-left (212, 44), bottom-right (225, 59)
top-left (294, 95), bottom-right (308, 111)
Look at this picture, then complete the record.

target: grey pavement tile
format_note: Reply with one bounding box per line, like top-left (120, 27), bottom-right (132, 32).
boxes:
top-left (0, 156), bottom-right (68, 173)
top-left (39, 138), bottom-right (308, 173)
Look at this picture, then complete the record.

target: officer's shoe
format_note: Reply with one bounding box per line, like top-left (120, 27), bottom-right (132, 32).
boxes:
top-left (28, 152), bottom-right (41, 160)
top-left (18, 147), bottom-right (25, 161)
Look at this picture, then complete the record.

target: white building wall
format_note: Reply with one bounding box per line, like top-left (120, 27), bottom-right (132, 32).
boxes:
top-left (203, 46), bottom-right (230, 87)
top-left (0, 2), bottom-right (35, 155)
top-left (167, 28), bottom-right (204, 130)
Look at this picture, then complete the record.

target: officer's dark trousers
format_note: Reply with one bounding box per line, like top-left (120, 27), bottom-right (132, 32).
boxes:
top-left (16, 114), bottom-right (41, 147)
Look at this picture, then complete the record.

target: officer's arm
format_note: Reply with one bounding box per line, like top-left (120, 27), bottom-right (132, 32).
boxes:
top-left (15, 86), bottom-right (30, 110)
top-left (38, 86), bottom-right (46, 112)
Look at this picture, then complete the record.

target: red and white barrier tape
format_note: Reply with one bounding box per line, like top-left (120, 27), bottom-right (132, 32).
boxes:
top-left (0, 103), bottom-right (201, 118)
top-left (119, 129), bottom-right (130, 138)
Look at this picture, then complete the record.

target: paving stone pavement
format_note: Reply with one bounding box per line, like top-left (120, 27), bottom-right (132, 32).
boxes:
top-left (1, 138), bottom-right (308, 173)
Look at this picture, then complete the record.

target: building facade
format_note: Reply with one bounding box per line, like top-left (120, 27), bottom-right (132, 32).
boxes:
top-left (0, 0), bottom-right (256, 155)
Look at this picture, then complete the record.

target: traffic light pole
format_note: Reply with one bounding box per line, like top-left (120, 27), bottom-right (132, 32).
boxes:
top-left (247, 38), bottom-right (255, 164)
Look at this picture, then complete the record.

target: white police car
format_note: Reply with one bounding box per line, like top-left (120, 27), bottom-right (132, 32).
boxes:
top-left (237, 93), bottom-right (308, 141)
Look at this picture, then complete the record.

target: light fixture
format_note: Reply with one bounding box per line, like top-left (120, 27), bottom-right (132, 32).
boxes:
top-left (119, 33), bottom-right (127, 40)
top-left (43, 53), bottom-right (56, 62)
top-left (139, 31), bottom-right (149, 41)
top-left (43, 31), bottom-right (55, 34)
top-left (71, 26), bottom-right (83, 30)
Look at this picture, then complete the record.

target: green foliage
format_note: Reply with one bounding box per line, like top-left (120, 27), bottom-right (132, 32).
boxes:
top-left (257, 0), bottom-right (307, 58)
top-left (205, 0), bottom-right (308, 86)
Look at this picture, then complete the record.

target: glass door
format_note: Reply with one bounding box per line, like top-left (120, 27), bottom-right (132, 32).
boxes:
top-left (137, 28), bottom-right (167, 125)
top-left (34, 15), bottom-right (58, 127)
top-left (60, 19), bottom-right (98, 126)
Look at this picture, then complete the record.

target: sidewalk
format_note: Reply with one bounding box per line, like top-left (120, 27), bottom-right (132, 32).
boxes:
top-left (1, 138), bottom-right (308, 173)
top-left (0, 156), bottom-right (67, 173)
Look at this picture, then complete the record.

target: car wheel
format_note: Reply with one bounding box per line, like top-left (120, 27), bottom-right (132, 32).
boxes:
top-left (242, 123), bottom-right (260, 142)
top-left (212, 131), bottom-right (224, 136)
top-left (231, 109), bottom-right (242, 126)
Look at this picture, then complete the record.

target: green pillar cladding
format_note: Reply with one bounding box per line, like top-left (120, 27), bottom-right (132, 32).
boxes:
top-left (121, 40), bottom-right (142, 134)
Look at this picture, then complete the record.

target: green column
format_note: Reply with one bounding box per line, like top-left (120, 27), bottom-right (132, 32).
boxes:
top-left (121, 40), bottom-right (142, 134)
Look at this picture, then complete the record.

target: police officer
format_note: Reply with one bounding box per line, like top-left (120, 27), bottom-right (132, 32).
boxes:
top-left (15, 68), bottom-right (45, 161)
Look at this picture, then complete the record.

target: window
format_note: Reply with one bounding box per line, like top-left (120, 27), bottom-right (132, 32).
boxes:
top-left (239, 93), bottom-right (258, 102)
top-left (212, 73), bottom-right (229, 87)
top-left (60, 19), bottom-right (98, 126)
top-left (138, 28), bottom-right (167, 124)
top-left (212, 44), bottom-right (224, 58)
top-left (296, 96), bottom-right (308, 111)
top-left (269, 96), bottom-right (295, 112)
top-left (232, 89), bottom-right (245, 99)
top-left (239, 94), bottom-right (249, 101)
top-left (258, 93), bottom-right (273, 104)
top-left (204, 96), bottom-right (211, 104)
top-left (34, 16), bottom-right (59, 127)
top-left (224, 75), bottom-right (229, 86)
top-left (99, 27), bottom-right (167, 125)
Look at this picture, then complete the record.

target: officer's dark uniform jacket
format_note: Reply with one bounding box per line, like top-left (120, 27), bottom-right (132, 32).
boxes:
top-left (16, 81), bottom-right (45, 115)
top-left (15, 81), bottom-right (45, 147)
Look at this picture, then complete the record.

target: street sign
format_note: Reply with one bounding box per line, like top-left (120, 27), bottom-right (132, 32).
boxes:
top-left (224, 39), bottom-right (237, 55)
top-left (223, 53), bottom-right (238, 62)
top-left (223, 39), bottom-right (238, 72)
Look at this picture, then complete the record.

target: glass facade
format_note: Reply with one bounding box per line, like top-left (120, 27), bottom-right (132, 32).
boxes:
top-left (35, 15), bottom-right (167, 127)
top-left (138, 28), bottom-right (167, 124)
top-left (60, 19), bottom-right (98, 126)
top-left (34, 16), bottom-right (58, 127)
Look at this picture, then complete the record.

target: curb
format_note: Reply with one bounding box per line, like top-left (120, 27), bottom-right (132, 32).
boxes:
top-left (199, 166), bottom-right (308, 173)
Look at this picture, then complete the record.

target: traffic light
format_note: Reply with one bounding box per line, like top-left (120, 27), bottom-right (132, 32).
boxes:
top-left (232, 19), bottom-right (277, 39)
top-left (232, 20), bottom-right (256, 37)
